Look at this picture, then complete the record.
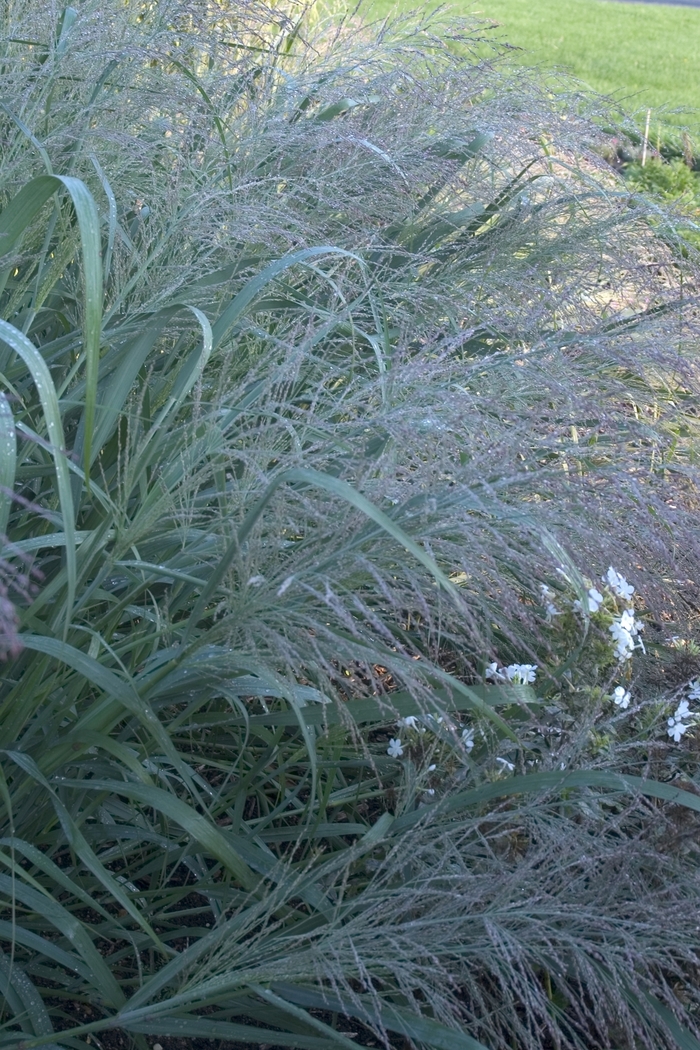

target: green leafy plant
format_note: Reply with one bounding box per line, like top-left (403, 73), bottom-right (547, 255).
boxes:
top-left (2, 2), bottom-right (700, 1048)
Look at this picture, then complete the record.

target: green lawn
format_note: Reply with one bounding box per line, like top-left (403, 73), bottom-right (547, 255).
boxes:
top-left (366, 0), bottom-right (700, 130)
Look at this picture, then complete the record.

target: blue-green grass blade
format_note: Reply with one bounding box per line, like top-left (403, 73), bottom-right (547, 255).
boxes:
top-left (89, 155), bottom-right (117, 283)
top-left (391, 769), bottom-right (700, 834)
top-left (20, 634), bottom-right (193, 782)
top-left (249, 985), bottom-right (362, 1050)
top-left (0, 176), bottom-right (58, 254)
top-left (109, 305), bottom-right (211, 489)
top-left (270, 983), bottom-right (491, 1050)
top-left (54, 6), bottom-right (78, 59)
top-left (218, 681), bottom-right (532, 730)
top-left (0, 321), bottom-right (75, 630)
top-left (0, 392), bottom-right (16, 535)
top-left (167, 60), bottom-right (235, 193)
top-left (275, 623), bottom-right (519, 742)
top-left (114, 560), bottom-right (206, 587)
top-left (184, 466), bottom-right (462, 648)
top-left (0, 838), bottom-right (119, 924)
top-left (0, 174), bottom-right (102, 480)
top-left (240, 468), bottom-right (461, 600)
top-left (0, 919), bottom-right (94, 984)
top-left (54, 176), bottom-right (102, 483)
top-left (0, 950), bottom-right (54, 1038)
top-left (211, 247), bottom-right (362, 350)
top-left (121, 900), bottom-right (273, 1011)
top-left (639, 993), bottom-right (700, 1050)
top-left (0, 872), bottom-right (124, 1007)
top-left (3, 751), bottom-right (171, 958)
top-left (46, 775), bottom-right (259, 891)
top-left (149, 305), bottom-right (212, 426)
top-left (86, 321), bottom-right (164, 462)
top-left (123, 1015), bottom-right (334, 1049)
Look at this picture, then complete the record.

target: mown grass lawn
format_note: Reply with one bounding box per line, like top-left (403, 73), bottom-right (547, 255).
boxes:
top-left (365, 0), bottom-right (700, 130)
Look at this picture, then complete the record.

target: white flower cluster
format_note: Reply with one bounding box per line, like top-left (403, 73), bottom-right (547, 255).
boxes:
top-left (485, 662), bottom-right (537, 684)
top-left (571, 566), bottom-right (643, 664)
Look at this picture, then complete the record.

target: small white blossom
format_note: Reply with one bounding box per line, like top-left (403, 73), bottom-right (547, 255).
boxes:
top-left (612, 686), bottom-right (631, 709)
top-left (424, 788), bottom-right (435, 796)
top-left (484, 662), bottom-right (505, 681)
top-left (505, 663), bottom-right (537, 684)
top-left (461, 727), bottom-right (475, 751)
top-left (495, 757), bottom-right (515, 772)
top-left (386, 738), bottom-right (404, 758)
top-left (688, 680), bottom-right (700, 702)
top-left (668, 719), bottom-right (690, 743)
top-left (540, 584), bottom-right (560, 618)
top-left (587, 587), bottom-right (604, 613)
top-left (674, 699), bottom-right (691, 721)
top-left (397, 715), bottom-right (419, 730)
top-left (618, 608), bottom-right (638, 635)
top-left (605, 567), bottom-right (635, 602)
top-left (428, 763), bottom-right (437, 772)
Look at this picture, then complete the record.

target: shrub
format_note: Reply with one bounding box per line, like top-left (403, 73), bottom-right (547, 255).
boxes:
top-left (2, 1), bottom-right (700, 1048)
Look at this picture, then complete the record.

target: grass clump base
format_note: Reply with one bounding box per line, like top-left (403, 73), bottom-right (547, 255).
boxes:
top-left (2, 2), bottom-right (700, 1049)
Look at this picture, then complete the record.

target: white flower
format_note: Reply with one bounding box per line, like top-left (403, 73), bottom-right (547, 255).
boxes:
top-left (688, 680), bottom-right (700, 702)
top-left (667, 719), bottom-right (690, 743)
top-left (505, 663), bottom-right (537, 684)
top-left (397, 715), bottom-right (419, 730)
top-left (674, 699), bottom-right (691, 721)
top-left (386, 738), bottom-right (404, 758)
top-left (587, 587), bottom-right (604, 613)
top-left (612, 686), bottom-right (631, 709)
top-left (605, 567), bottom-right (635, 602)
top-left (428, 763), bottom-right (437, 772)
top-left (484, 662), bottom-right (505, 681)
top-left (461, 727), bottom-right (475, 751)
top-left (495, 757), bottom-right (515, 772)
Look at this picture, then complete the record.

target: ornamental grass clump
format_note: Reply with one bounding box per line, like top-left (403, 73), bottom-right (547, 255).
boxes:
top-left (2, 0), bottom-right (700, 1047)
